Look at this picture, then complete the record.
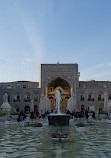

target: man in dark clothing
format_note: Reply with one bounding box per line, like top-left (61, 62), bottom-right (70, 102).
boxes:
top-left (85, 109), bottom-right (89, 119)
top-left (92, 111), bottom-right (95, 119)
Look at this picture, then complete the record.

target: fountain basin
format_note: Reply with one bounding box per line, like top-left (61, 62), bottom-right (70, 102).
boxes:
top-left (48, 114), bottom-right (70, 126)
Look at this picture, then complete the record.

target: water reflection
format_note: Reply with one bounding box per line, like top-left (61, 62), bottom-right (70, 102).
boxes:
top-left (0, 121), bottom-right (111, 158)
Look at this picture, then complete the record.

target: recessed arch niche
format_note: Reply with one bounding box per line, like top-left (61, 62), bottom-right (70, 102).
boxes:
top-left (46, 77), bottom-right (72, 112)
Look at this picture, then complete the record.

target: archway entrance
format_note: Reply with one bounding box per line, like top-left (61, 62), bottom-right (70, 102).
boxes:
top-left (24, 105), bottom-right (30, 113)
top-left (46, 77), bottom-right (71, 112)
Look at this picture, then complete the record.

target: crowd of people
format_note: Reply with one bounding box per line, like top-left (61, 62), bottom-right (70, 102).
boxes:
top-left (17, 110), bottom-right (50, 122)
top-left (17, 109), bottom-right (96, 122)
top-left (66, 109), bottom-right (95, 119)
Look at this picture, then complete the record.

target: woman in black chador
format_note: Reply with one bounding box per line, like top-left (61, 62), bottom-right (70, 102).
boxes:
top-left (85, 109), bottom-right (89, 119)
top-left (30, 112), bottom-right (35, 119)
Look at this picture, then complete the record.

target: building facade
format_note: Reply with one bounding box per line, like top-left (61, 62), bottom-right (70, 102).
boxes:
top-left (0, 63), bottom-right (111, 113)
top-left (0, 81), bottom-right (41, 113)
top-left (39, 64), bottom-right (79, 111)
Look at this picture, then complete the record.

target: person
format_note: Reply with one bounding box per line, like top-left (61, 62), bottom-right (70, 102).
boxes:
top-left (85, 109), bottom-right (89, 119)
top-left (17, 111), bottom-right (26, 122)
top-left (35, 110), bottom-right (39, 116)
top-left (30, 112), bottom-right (35, 119)
top-left (35, 110), bottom-right (39, 119)
top-left (92, 111), bottom-right (95, 119)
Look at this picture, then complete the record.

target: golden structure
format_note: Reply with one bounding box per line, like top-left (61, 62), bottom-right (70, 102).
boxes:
top-left (46, 77), bottom-right (71, 112)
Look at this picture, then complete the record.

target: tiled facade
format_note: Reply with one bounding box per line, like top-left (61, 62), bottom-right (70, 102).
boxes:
top-left (40, 64), bottom-right (79, 111)
top-left (0, 63), bottom-right (111, 113)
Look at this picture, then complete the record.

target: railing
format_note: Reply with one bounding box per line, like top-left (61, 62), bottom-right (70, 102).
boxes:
top-left (13, 99), bottom-right (20, 102)
top-left (23, 99), bottom-right (31, 102)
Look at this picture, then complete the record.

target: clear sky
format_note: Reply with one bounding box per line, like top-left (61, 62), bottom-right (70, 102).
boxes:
top-left (0, 0), bottom-right (111, 82)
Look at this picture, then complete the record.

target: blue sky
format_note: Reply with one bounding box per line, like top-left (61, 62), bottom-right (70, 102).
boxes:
top-left (0, 0), bottom-right (111, 82)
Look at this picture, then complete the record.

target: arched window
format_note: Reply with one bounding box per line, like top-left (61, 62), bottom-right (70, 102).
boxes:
top-left (87, 94), bottom-right (94, 101)
top-left (87, 94), bottom-right (91, 101)
top-left (80, 95), bottom-right (84, 101)
top-left (24, 92), bottom-right (31, 102)
top-left (24, 106), bottom-right (30, 113)
top-left (109, 94), bottom-right (111, 100)
top-left (13, 93), bottom-right (20, 102)
top-left (8, 95), bottom-right (10, 102)
top-left (98, 94), bottom-right (101, 101)
top-left (16, 107), bottom-right (20, 112)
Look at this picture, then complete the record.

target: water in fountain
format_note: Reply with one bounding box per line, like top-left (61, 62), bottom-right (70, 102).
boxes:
top-left (55, 89), bottom-right (61, 114)
top-left (1, 120), bottom-right (111, 157)
top-left (48, 90), bottom-right (70, 125)
top-left (50, 89), bottom-right (64, 115)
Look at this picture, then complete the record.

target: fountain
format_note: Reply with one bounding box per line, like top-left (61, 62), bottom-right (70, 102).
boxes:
top-left (48, 90), bottom-right (70, 126)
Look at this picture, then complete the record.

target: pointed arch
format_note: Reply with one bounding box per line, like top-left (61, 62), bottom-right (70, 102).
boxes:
top-left (46, 77), bottom-right (72, 112)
